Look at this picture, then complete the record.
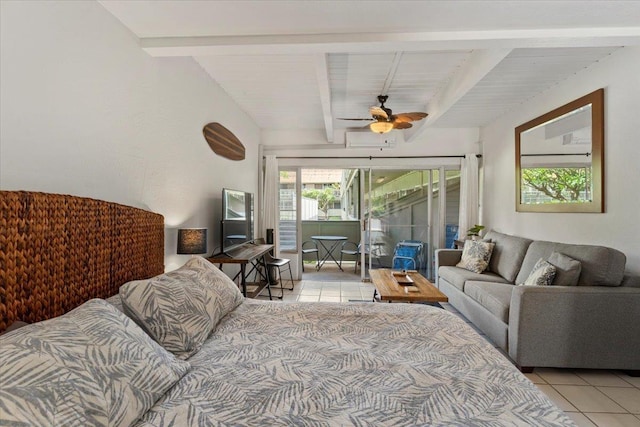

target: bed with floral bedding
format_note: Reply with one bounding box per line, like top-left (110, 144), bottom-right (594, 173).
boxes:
top-left (0, 192), bottom-right (574, 426)
top-left (1, 256), bottom-right (575, 426)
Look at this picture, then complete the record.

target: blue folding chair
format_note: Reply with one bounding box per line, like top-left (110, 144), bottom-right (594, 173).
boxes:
top-left (392, 240), bottom-right (424, 271)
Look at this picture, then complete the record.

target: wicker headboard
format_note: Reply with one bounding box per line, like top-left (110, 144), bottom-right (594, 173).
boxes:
top-left (0, 191), bottom-right (164, 332)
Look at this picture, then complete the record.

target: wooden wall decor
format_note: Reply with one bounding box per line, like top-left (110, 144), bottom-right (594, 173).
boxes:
top-left (202, 122), bottom-right (245, 161)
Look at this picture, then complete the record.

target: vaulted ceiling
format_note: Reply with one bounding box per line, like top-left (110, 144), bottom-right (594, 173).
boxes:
top-left (99, 1), bottom-right (640, 143)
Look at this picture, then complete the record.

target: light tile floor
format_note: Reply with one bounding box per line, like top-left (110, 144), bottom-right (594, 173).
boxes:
top-left (258, 279), bottom-right (640, 427)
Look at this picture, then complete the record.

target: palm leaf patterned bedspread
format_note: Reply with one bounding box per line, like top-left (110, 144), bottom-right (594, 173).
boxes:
top-left (133, 300), bottom-right (574, 426)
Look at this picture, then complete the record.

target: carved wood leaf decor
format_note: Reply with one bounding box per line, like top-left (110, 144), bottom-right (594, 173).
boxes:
top-left (202, 122), bottom-right (245, 161)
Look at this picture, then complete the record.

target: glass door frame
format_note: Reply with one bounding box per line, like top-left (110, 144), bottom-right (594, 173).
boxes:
top-left (358, 166), bottom-right (449, 282)
top-left (270, 158), bottom-right (462, 281)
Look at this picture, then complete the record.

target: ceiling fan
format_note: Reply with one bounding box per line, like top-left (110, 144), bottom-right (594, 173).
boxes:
top-left (338, 95), bottom-right (428, 134)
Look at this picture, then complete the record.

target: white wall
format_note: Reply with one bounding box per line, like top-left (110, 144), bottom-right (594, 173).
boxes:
top-left (482, 47), bottom-right (640, 275)
top-left (0, 1), bottom-right (260, 271)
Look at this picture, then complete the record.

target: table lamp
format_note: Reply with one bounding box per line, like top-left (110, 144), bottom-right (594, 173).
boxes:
top-left (177, 228), bottom-right (207, 254)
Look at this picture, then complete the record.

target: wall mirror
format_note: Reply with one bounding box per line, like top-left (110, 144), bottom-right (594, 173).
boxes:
top-left (516, 89), bottom-right (604, 213)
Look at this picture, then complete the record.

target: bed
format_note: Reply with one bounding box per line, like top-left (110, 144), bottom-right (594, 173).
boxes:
top-left (0, 191), bottom-right (575, 426)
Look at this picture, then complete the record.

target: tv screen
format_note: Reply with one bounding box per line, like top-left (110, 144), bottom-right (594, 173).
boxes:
top-left (221, 188), bottom-right (254, 253)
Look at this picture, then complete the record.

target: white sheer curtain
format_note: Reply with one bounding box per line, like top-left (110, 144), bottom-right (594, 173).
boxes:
top-left (458, 154), bottom-right (479, 240)
top-left (263, 155), bottom-right (279, 252)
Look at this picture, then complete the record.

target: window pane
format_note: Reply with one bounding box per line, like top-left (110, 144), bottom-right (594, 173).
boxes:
top-left (445, 169), bottom-right (461, 249)
top-left (279, 170), bottom-right (296, 251)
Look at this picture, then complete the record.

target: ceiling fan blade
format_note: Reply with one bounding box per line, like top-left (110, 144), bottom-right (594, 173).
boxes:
top-left (369, 106), bottom-right (389, 120)
top-left (394, 112), bottom-right (428, 123)
top-left (337, 118), bottom-right (374, 121)
top-left (393, 122), bottom-right (413, 130)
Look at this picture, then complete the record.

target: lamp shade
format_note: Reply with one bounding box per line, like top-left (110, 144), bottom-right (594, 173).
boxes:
top-left (177, 228), bottom-right (207, 254)
top-left (369, 121), bottom-right (394, 134)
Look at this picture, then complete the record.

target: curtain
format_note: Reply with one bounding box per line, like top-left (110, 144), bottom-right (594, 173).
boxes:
top-left (458, 154), bottom-right (479, 241)
top-left (263, 155), bottom-right (279, 252)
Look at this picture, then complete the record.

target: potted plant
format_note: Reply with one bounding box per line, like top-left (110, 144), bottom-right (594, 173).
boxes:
top-left (467, 225), bottom-right (485, 240)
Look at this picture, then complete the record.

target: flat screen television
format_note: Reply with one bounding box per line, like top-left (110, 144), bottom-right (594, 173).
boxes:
top-left (220, 188), bottom-right (254, 253)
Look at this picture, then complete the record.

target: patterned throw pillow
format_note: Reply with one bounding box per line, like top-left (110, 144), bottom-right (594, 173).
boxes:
top-left (522, 258), bottom-right (557, 286)
top-left (120, 256), bottom-right (244, 359)
top-left (456, 240), bottom-right (495, 274)
top-left (0, 299), bottom-right (190, 427)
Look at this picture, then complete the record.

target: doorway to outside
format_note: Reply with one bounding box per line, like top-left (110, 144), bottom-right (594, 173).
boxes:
top-left (278, 167), bottom-right (461, 282)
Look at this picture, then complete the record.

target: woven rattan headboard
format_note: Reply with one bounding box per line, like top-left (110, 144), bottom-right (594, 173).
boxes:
top-left (0, 191), bottom-right (164, 332)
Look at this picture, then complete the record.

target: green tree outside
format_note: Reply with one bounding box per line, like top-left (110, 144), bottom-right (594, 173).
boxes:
top-left (521, 167), bottom-right (591, 203)
top-left (302, 184), bottom-right (339, 219)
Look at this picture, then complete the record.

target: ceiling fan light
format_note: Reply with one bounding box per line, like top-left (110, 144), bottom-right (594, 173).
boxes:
top-left (369, 121), bottom-right (394, 134)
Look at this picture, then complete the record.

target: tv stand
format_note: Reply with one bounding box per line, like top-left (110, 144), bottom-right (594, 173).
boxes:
top-left (207, 242), bottom-right (275, 299)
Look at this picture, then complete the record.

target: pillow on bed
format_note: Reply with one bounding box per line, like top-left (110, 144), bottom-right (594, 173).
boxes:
top-left (0, 299), bottom-right (190, 427)
top-left (120, 256), bottom-right (244, 359)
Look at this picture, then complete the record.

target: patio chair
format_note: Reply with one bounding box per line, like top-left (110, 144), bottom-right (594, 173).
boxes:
top-left (339, 241), bottom-right (359, 273)
top-left (339, 241), bottom-right (382, 274)
top-left (301, 240), bottom-right (320, 271)
top-left (392, 240), bottom-right (424, 271)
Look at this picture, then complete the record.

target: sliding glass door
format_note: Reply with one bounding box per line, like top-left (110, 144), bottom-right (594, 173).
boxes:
top-left (361, 167), bottom-right (460, 281)
top-left (275, 164), bottom-right (461, 281)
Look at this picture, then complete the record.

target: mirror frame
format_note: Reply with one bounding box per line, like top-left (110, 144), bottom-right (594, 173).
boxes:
top-left (515, 88), bottom-right (604, 213)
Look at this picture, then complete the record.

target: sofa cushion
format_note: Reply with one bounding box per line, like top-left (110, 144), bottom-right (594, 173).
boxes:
top-left (456, 240), bottom-right (495, 273)
top-left (464, 281), bottom-right (514, 324)
top-left (521, 258), bottom-right (557, 286)
top-left (621, 275), bottom-right (640, 288)
top-left (439, 266), bottom-right (510, 292)
top-left (515, 241), bottom-right (626, 287)
top-left (548, 252), bottom-right (582, 286)
top-left (484, 230), bottom-right (533, 282)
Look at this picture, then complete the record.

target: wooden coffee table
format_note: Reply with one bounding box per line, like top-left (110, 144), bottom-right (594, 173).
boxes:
top-left (369, 269), bottom-right (449, 303)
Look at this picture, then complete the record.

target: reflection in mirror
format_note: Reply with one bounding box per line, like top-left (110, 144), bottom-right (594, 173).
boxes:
top-left (516, 89), bottom-right (604, 213)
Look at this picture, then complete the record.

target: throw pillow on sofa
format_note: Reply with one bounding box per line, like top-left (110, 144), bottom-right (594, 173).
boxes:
top-left (547, 252), bottom-right (582, 286)
top-left (456, 240), bottom-right (495, 274)
top-left (522, 258), bottom-right (557, 286)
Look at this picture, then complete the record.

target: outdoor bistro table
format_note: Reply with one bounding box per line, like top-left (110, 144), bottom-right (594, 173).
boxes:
top-left (311, 235), bottom-right (348, 271)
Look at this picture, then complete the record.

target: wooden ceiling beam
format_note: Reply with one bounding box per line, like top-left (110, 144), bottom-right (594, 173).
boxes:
top-left (406, 48), bottom-right (512, 143)
top-left (314, 54), bottom-right (334, 143)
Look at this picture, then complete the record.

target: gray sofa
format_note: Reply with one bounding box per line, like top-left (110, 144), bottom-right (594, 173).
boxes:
top-left (436, 230), bottom-right (640, 372)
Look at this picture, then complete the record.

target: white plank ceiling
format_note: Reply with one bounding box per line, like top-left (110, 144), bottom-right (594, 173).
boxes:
top-left (99, 1), bottom-right (640, 143)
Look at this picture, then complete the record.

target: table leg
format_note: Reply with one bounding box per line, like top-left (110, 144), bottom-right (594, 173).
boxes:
top-left (315, 240), bottom-right (332, 270)
top-left (316, 240), bottom-right (345, 271)
top-left (325, 240), bottom-right (344, 271)
top-left (260, 255), bottom-right (274, 300)
top-left (240, 264), bottom-right (247, 297)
